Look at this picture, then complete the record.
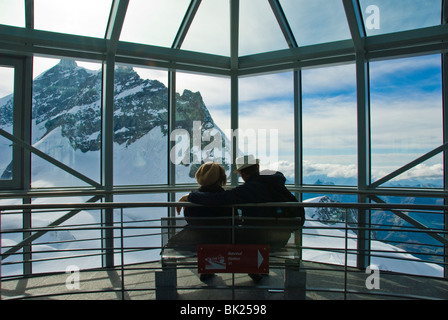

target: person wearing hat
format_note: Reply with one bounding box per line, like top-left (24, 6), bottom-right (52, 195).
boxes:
top-left (186, 155), bottom-right (295, 249)
top-left (168, 162), bottom-right (232, 248)
top-left (182, 161), bottom-right (231, 227)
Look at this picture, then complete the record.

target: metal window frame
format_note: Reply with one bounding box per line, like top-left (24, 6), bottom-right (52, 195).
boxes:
top-left (0, 0), bottom-right (446, 277)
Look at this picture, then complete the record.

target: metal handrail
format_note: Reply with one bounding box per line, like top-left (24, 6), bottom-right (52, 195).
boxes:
top-left (0, 200), bottom-right (447, 211)
top-left (1, 201), bottom-right (447, 300)
top-left (1, 201), bottom-right (447, 258)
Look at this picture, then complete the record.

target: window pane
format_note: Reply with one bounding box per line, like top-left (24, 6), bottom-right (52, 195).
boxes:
top-left (0, 0), bottom-right (25, 27)
top-left (0, 198), bottom-right (22, 276)
top-left (182, 0), bottom-right (230, 56)
top-left (371, 196), bottom-right (444, 276)
top-left (113, 65), bottom-right (168, 186)
top-left (32, 58), bottom-right (102, 188)
top-left (34, 0), bottom-right (112, 38)
top-left (120, 0), bottom-right (190, 47)
top-left (370, 55), bottom-right (443, 188)
top-left (302, 193), bottom-right (358, 268)
top-left (280, 0), bottom-right (351, 46)
top-left (115, 193), bottom-right (168, 264)
top-left (359, 0), bottom-right (442, 36)
top-left (239, 0), bottom-right (288, 56)
top-left (0, 66), bottom-right (15, 180)
top-left (302, 64), bottom-right (357, 186)
top-left (32, 196), bottom-right (102, 273)
top-left (239, 72), bottom-right (294, 183)
top-left (174, 72), bottom-right (231, 184)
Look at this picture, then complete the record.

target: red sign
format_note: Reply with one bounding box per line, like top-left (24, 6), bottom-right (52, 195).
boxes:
top-left (197, 244), bottom-right (269, 274)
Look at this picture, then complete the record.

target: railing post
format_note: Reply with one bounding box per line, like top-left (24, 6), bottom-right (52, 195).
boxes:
top-left (120, 207), bottom-right (125, 300)
top-left (442, 0), bottom-right (448, 281)
top-left (0, 209), bottom-right (2, 295)
top-left (344, 208), bottom-right (348, 300)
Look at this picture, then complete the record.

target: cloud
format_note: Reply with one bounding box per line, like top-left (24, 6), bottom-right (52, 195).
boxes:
top-left (304, 161), bottom-right (357, 179)
top-left (370, 55), bottom-right (441, 82)
top-left (265, 157), bottom-right (443, 184)
top-left (181, 0), bottom-right (230, 56)
top-left (34, 0), bottom-right (112, 38)
top-left (238, 99), bottom-right (294, 161)
top-left (239, 72), bottom-right (294, 103)
top-left (0, 68), bottom-right (14, 98)
top-left (280, 0), bottom-right (351, 46)
top-left (302, 96), bottom-right (357, 151)
top-left (395, 163), bottom-right (443, 181)
top-left (370, 87), bottom-right (443, 152)
top-left (372, 162), bottom-right (443, 183)
top-left (120, 0), bottom-right (190, 48)
top-left (302, 64), bottom-right (357, 95)
top-left (0, 1), bottom-right (25, 27)
top-left (239, 0), bottom-right (288, 56)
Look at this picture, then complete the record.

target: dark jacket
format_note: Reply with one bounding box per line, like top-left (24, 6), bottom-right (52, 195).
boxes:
top-left (188, 171), bottom-right (293, 247)
top-left (184, 184), bottom-right (233, 226)
top-left (188, 171), bottom-right (288, 225)
top-left (166, 184), bottom-right (233, 248)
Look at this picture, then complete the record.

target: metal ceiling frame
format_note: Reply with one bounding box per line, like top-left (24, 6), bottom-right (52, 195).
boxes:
top-left (0, 16), bottom-right (447, 75)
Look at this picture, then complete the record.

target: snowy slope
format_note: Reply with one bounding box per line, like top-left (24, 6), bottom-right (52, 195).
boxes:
top-left (302, 196), bottom-right (443, 277)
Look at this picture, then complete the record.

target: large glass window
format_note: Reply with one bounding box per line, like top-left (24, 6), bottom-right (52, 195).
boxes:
top-left (370, 55), bottom-right (443, 188)
top-left (239, 72), bottom-right (294, 182)
top-left (0, 66), bottom-right (15, 181)
top-left (34, 0), bottom-right (112, 38)
top-left (302, 64), bottom-right (357, 186)
top-left (174, 72), bottom-right (231, 184)
top-left (32, 57), bottom-right (102, 188)
top-left (113, 65), bottom-right (168, 186)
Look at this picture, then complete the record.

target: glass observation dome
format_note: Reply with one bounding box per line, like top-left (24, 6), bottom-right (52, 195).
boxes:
top-left (0, 0), bottom-right (447, 301)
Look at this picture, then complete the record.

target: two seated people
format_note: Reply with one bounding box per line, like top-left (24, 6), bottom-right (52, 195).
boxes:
top-left (168, 155), bottom-right (305, 282)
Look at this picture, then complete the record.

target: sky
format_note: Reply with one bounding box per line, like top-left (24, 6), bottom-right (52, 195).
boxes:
top-left (0, 0), bottom-right (445, 185)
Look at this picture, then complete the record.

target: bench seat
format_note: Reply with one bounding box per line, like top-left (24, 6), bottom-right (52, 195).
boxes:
top-left (156, 217), bottom-right (306, 299)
